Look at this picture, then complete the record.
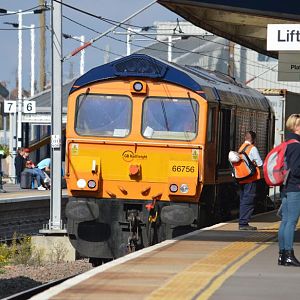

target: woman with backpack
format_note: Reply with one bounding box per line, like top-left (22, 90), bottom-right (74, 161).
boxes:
top-left (278, 114), bottom-right (300, 267)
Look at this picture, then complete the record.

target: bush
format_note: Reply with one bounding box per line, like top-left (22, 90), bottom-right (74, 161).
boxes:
top-left (0, 144), bottom-right (11, 158)
top-left (1, 233), bottom-right (69, 267)
top-left (0, 243), bottom-right (10, 265)
top-left (10, 233), bottom-right (32, 265)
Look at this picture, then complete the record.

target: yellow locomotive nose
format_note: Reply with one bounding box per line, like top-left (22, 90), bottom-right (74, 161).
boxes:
top-left (66, 141), bottom-right (201, 201)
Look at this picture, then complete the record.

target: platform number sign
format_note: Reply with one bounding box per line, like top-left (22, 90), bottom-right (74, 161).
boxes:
top-left (4, 100), bottom-right (17, 113)
top-left (23, 100), bottom-right (36, 114)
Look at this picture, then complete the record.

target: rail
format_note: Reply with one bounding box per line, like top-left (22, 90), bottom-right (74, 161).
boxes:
top-left (0, 196), bottom-right (68, 241)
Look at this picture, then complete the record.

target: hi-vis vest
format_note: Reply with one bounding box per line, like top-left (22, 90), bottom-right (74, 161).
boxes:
top-left (238, 142), bottom-right (261, 184)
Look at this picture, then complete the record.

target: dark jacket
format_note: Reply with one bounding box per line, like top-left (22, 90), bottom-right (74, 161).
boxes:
top-left (14, 154), bottom-right (26, 180)
top-left (285, 133), bottom-right (300, 192)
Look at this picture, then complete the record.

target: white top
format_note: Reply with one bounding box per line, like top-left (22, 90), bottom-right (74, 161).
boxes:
top-left (244, 141), bottom-right (263, 167)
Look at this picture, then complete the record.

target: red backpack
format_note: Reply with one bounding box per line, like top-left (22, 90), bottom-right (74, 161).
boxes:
top-left (263, 139), bottom-right (299, 186)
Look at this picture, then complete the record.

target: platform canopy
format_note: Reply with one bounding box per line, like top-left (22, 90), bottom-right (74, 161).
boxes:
top-left (158, 0), bottom-right (300, 58)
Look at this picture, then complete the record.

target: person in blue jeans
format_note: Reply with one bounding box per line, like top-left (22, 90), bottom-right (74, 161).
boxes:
top-left (278, 114), bottom-right (300, 267)
top-left (238, 131), bottom-right (263, 231)
top-left (23, 160), bottom-right (47, 191)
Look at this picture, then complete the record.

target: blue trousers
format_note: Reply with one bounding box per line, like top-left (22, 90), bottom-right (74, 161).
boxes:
top-left (23, 168), bottom-right (46, 187)
top-left (239, 181), bottom-right (256, 226)
top-left (278, 191), bottom-right (300, 251)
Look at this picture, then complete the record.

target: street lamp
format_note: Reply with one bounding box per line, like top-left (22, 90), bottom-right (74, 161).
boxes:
top-left (1, 6), bottom-right (49, 134)
top-left (1, 6), bottom-right (49, 182)
top-left (4, 22), bottom-right (36, 97)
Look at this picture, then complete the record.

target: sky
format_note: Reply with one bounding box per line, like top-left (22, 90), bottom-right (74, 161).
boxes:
top-left (0, 0), bottom-right (181, 92)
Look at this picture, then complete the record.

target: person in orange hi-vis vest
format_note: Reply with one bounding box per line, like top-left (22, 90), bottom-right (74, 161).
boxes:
top-left (238, 131), bottom-right (262, 230)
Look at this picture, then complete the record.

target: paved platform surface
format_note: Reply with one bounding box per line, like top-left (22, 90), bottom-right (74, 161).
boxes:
top-left (0, 182), bottom-right (68, 203)
top-left (31, 210), bottom-right (300, 300)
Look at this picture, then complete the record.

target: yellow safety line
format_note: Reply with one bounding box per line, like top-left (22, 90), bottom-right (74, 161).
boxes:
top-left (196, 243), bottom-right (269, 300)
top-left (147, 236), bottom-right (270, 300)
top-left (147, 224), bottom-right (278, 300)
top-left (197, 220), bottom-right (300, 300)
top-left (147, 220), bottom-right (300, 300)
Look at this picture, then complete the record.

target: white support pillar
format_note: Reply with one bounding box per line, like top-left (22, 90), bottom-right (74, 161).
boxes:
top-left (42, 0), bottom-right (65, 233)
top-left (168, 35), bottom-right (172, 62)
top-left (127, 27), bottom-right (132, 56)
top-left (79, 35), bottom-right (85, 75)
top-left (30, 24), bottom-right (35, 97)
top-left (17, 11), bottom-right (23, 148)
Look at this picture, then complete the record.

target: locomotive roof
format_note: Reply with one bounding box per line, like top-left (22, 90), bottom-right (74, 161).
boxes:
top-left (70, 54), bottom-right (270, 111)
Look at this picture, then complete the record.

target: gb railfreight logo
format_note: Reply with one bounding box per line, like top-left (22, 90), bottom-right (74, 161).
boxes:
top-left (122, 150), bottom-right (147, 162)
top-left (267, 24), bottom-right (300, 51)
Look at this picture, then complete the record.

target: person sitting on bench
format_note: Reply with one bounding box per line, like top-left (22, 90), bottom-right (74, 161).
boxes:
top-left (37, 158), bottom-right (51, 175)
top-left (23, 161), bottom-right (47, 190)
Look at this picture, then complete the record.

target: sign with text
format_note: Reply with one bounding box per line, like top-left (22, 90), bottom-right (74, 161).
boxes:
top-left (4, 100), bottom-right (17, 113)
top-left (267, 24), bottom-right (300, 51)
top-left (51, 134), bottom-right (61, 149)
top-left (23, 100), bottom-right (36, 114)
top-left (278, 51), bottom-right (300, 81)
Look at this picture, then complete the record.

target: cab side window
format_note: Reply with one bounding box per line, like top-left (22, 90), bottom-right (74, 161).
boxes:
top-left (218, 108), bottom-right (235, 169)
top-left (207, 107), bottom-right (215, 143)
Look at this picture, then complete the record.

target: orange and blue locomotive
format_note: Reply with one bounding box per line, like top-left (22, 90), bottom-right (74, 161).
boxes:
top-left (65, 54), bottom-right (274, 263)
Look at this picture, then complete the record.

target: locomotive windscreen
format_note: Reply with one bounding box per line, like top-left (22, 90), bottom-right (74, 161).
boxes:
top-left (75, 94), bottom-right (132, 137)
top-left (142, 97), bottom-right (198, 141)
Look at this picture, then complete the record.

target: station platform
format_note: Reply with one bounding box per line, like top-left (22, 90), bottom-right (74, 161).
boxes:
top-left (31, 210), bottom-right (300, 300)
top-left (0, 182), bottom-right (68, 203)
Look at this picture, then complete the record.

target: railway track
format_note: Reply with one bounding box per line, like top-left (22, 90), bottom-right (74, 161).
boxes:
top-left (4, 275), bottom-right (74, 300)
top-left (0, 197), bottom-right (68, 241)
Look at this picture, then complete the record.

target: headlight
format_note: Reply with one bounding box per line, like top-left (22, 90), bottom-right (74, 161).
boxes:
top-left (169, 184), bottom-right (178, 193)
top-left (87, 180), bottom-right (96, 189)
top-left (180, 184), bottom-right (189, 194)
top-left (77, 179), bottom-right (86, 188)
top-left (133, 81), bottom-right (143, 92)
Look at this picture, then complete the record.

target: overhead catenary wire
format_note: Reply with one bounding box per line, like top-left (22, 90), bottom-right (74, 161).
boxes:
top-left (0, 25), bottom-right (46, 31)
top-left (63, 14), bottom-right (281, 76)
top-left (56, 1), bottom-right (300, 85)
top-left (56, 0), bottom-right (273, 70)
top-left (63, 36), bottom-right (299, 87)
top-left (0, 5), bottom-right (42, 17)
top-left (245, 64), bottom-right (278, 85)
top-left (59, 0), bottom-right (232, 62)
top-left (55, 0), bottom-right (275, 69)
top-left (53, 0), bottom-right (157, 60)
top-left (62, 15), bottom-right (223, 57)
top-left (4, 1), bottom-right (286, 70)
top-left (53, 0), bottom-right (300, 87)
top-left (62, 13), bottom-right (248, 66)
top-left (63, 33), bottom-right (124, 58)
top-left (54, 0), bottom-right (156, 30)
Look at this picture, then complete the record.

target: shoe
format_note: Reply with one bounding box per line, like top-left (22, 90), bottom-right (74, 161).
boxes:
top-left (283, 250), bottom-right (300, 267)
top-left (239, 225), bottom-right (257, 231)
top-left (278, 250), bottom-right (285, 265)
top-left (37, 185), bottom-right (46, 191)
